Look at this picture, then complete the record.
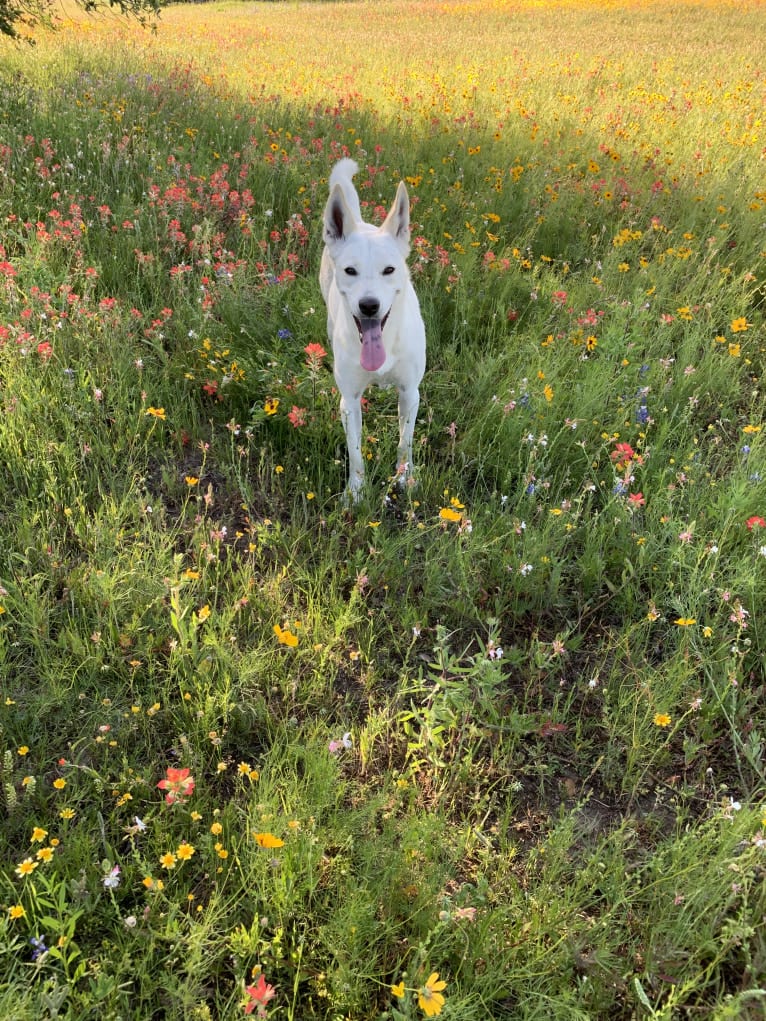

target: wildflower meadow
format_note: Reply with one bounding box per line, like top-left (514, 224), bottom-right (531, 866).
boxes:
top-left (1, 0), bottom-right (765, 1017)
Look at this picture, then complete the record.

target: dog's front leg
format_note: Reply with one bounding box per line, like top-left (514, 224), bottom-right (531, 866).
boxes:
top-left (396, 385), bottom-right (420, 485)
top-left (340, 391), bottom-right (365, 501)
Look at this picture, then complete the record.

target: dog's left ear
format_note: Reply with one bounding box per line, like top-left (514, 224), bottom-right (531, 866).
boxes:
top-left (381, 181), bottom-right (411, 255)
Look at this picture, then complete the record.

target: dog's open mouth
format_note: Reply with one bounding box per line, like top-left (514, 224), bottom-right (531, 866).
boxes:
top-left (354, 312), bottom-right (389, 372)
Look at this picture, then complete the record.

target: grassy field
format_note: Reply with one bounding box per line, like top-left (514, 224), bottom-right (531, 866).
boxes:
top-left (1, 0), bottom-right (765, 1017)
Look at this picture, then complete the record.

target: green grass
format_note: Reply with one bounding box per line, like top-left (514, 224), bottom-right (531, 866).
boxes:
top-left (1, 1), bottom-right (765, 1018)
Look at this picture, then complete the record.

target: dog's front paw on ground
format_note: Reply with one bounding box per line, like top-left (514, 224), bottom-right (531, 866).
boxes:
top-left (342, 479), bottom-right (365, 507)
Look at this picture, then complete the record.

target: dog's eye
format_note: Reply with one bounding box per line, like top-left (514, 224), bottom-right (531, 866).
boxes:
top-left (344, 267), bottom-right (358, 276)
top-left (382, 266), bottom-right (395, 276)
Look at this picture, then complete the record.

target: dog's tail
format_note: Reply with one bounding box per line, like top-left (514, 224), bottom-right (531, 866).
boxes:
top-left (329, 158), bottom-right (362, 224)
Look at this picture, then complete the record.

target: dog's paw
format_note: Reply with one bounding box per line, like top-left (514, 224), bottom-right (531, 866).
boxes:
top-left (343, 477), bottom-right (365, 506)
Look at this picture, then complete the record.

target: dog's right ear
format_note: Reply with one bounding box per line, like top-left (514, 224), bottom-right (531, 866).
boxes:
top-left (381, 181), bottom-right (411, 256)
top-left (324, 184), bottom-right (354, 248)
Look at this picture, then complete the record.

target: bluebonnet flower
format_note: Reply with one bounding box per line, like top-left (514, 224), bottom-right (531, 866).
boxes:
top-left (277, 328), bottom-right (292, 340)
top-left (30, 936), bottom-right (47, 961)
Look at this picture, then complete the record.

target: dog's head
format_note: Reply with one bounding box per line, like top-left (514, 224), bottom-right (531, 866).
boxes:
top-left (323, 180), bottom-right (411, 371)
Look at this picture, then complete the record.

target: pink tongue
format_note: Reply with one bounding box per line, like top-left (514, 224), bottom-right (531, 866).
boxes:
top-left (360, 319), bottom-right (386, 371)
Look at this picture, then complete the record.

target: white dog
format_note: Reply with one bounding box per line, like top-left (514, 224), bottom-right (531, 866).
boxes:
top-left (320, 159), bottom-right (426, 501)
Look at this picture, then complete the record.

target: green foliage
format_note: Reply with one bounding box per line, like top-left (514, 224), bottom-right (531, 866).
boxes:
top-left (0, 0), bottom-right (158, 39)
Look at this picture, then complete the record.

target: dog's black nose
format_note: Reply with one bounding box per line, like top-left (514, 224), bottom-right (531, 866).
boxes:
top-left (358, 298), bottom-right (380, 318)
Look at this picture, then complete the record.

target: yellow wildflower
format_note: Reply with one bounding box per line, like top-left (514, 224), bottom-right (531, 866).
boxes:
top-left (274, 624), bottom-right (298, 647)
top-left (253, 832), bottom-right (284, 849)
top-left (439, 507), bottom-right (462, 523)
top-left (418, 972), bottom-right (447, 1017)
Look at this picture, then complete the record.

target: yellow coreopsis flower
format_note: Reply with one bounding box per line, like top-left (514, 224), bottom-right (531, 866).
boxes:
top-left (274, 624), bottom-right (298, 647)
top-left (439, 507), bottom-right (462, 523)
top-left (253, 832), bottom-right (284, 849)
top-left (418, 972), bottom-right (447, 1017)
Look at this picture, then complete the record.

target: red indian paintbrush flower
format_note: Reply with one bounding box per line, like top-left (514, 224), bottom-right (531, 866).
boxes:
top-left (244, 973), bottom-right (276, 1016)
top-left (157, 766), bottom-right (195, 805)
